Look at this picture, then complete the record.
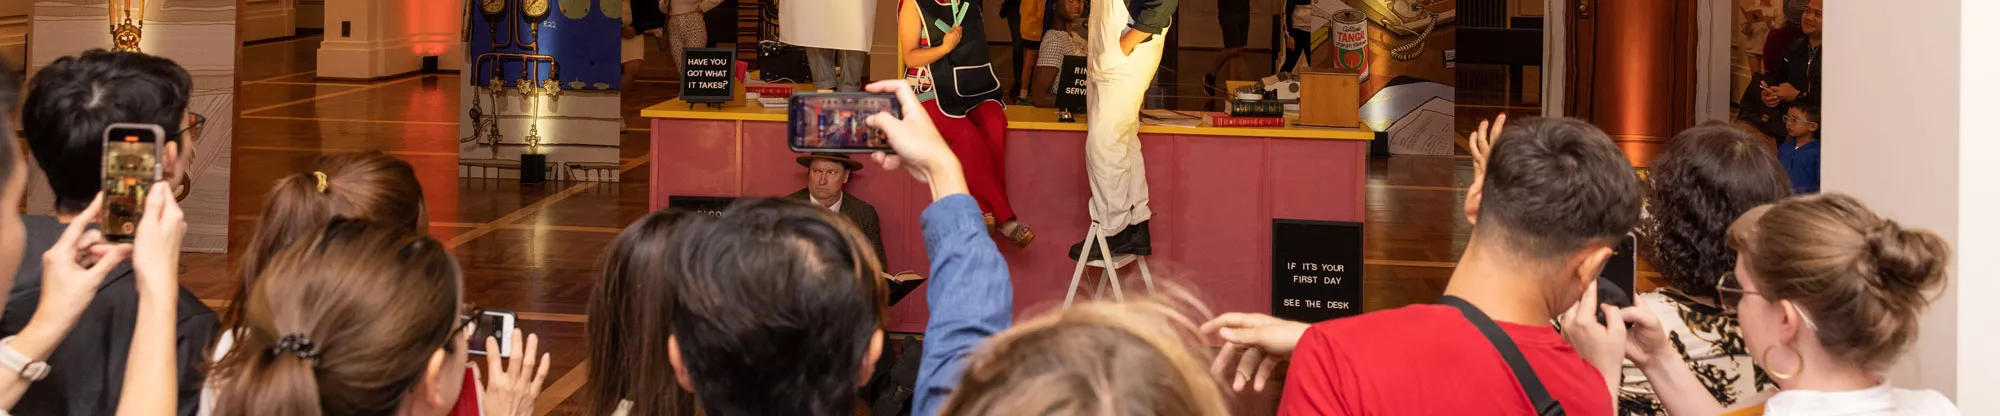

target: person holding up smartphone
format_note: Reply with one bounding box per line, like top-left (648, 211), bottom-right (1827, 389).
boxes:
top-left (1591, 124), bottom-right (1792, 414)
top-left (899, 0), bottom-right (1035, 247)
top-left (13, 49), bottom-right (216, 416)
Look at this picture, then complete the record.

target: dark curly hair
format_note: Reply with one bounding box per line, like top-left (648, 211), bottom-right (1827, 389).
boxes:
top-left (1640, 123), bottom-right (1793, 299)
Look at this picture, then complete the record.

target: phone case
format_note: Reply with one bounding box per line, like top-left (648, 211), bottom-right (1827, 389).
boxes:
top-left (99, 123), bottom-right (167, 241)
top-left (787, 93), bottom-right (903, 154)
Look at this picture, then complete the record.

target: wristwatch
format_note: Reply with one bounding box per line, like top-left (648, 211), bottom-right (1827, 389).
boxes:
top-left (0, 337), bottom-right (49, 381)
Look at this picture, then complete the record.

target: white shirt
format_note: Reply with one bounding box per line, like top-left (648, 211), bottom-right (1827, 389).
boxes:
top-left (1762, 382), bottom-right (1959, 416)
top-left (778, 0), bottom-right (877, 51)
top-left (810, 192), bottom-right (845, 212)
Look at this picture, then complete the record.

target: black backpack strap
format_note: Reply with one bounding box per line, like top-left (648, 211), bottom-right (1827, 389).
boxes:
top-left (1439, 296), bottom-right (1566, 416)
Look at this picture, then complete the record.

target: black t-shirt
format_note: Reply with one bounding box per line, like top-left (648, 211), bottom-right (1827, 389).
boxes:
top-left (1775, 38), bottom-right (1822, 106)
top-left (3, 215), bottom-right (217, 416)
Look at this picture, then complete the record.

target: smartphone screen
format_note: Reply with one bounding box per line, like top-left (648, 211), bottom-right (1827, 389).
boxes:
top-left (466, 309), bottom-right (516, 358)
top-left (787, 93), bottom-right (900, 153)
top-left (101, 124), bottom-right (164, 242)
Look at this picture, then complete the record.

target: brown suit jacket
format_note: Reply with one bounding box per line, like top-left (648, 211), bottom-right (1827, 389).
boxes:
top-left (788, 189), bottom-right (887, 267)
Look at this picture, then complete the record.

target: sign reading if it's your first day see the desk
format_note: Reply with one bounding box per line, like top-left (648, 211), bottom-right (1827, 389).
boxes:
top-left (1272, 220), bottom-right (1364, 323)
top-left (680, 48), bottom-right (736, 104)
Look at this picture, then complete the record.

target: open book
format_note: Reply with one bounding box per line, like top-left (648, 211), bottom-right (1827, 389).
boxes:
top-left (884, 271), bottom-right (927, 306)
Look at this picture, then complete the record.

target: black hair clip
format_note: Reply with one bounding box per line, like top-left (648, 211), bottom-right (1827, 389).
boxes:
top-left (271, 333), bottom-right (323, 365)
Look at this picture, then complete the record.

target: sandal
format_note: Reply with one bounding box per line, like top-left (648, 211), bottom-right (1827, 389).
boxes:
top-left (1001, 222), bottom-right (1036, 248)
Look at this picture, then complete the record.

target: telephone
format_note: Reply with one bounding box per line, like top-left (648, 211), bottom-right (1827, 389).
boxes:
top-left (1354, 0), bottom-right (1456, 37)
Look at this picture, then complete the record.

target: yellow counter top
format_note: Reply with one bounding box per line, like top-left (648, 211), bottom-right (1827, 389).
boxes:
top-left (641, 98), bottom-right (1374, 141)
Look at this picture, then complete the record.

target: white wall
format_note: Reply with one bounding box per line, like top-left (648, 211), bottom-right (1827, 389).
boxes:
top-left (243, 0), bottom-right (297, 42)
top-left (319, 0), bottom-right (462, 79)
top-left (1954, 0), bottom-right (2000, 412)
top-left (1824, 0), bottom-right (2000, 410)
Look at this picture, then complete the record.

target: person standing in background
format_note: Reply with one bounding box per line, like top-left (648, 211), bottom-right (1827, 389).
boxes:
top-left (1280, 0), bottom-right (1314, 73)
top-left (783, 0), bottom-right (877, 92)
top-left (1205, 0), bottom-right (1250, 94)
top-left (622, 0), bottom-right (674, 133)
top-left (659, 0), bottom-right (724, 70)
top-left (1072, 0), bottom-right (1176, 260)
top-left (1010, 0), bottom-right (1045, 104)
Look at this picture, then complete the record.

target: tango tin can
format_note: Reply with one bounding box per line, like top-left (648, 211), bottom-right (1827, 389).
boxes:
top-left (1330, 9), bottom-right (1369, 72)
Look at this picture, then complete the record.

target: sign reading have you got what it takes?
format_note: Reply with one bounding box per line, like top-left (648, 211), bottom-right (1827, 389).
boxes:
top-left (680, 48), bottom-right (737, 104)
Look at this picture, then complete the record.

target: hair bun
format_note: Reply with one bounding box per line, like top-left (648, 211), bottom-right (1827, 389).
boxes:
top-left (1864, 220), bottom-right (1949, 296)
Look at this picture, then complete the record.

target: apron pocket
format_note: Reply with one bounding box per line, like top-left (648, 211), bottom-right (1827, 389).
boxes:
top-left (951, 63), bottom-right (1001, 98)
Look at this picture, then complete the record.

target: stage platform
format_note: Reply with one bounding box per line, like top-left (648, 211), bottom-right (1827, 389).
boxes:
top-left (644, 99), bottom-right (1372, 332)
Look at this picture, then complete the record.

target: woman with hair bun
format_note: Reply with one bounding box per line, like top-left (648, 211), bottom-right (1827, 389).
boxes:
top-left (1613, 193), bottom-right (1959, 415)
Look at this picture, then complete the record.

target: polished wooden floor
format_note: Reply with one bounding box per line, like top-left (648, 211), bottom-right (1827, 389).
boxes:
top-left (190, 35), bottom-right (1565, 415)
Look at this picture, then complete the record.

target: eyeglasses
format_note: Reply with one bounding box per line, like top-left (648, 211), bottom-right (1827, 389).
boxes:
top-left (1715, 272), bottom-right (1756, 311)
top-left (1783, 115), bottom-right (1818, 128)
top-left (1714, 272), bottom-right (1821, 330)
top-left (175, 112), bottom-right (207, 140)
top-left (451, 305), bottom-right (486, 347)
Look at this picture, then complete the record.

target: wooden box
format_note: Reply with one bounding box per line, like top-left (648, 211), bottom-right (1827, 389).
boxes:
top-left (1297, 71), bottom-right (1361, 128)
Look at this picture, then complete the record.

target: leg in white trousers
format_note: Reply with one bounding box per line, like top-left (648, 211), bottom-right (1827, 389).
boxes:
top-left (1085, 0), bottom-right (1164, 235)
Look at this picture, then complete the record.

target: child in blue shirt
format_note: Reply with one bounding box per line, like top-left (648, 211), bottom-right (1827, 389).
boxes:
top-left (1778, 104), bottom-right (1821, 193)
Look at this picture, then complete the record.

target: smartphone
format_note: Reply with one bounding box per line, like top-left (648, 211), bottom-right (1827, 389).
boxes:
top-left (787, 92), bottom-right (901, 153)
top-left (1596, 233), bottom-right (1639, 324)
top-left (1599, 233), bottom-right (1638, 307)
top-left (465, 309), bottom-right (518, 358)
top-left (100, 123), bottom-right (166, 243)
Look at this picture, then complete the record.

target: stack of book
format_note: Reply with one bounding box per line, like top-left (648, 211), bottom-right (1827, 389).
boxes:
top-left (746, 83), bottom-right (796, 98)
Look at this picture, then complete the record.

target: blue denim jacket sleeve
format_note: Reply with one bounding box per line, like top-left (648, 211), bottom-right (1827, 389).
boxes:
top-left (910, 194), bottom-right (1013, 416)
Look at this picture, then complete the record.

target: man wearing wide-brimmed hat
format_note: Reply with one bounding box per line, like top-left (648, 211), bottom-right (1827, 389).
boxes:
top-left (787, 152), bottom-right (885, 266)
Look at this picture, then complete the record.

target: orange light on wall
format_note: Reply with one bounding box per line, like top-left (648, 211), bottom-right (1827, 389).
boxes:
top-left (1567, 0), bottom-right (1696, 167)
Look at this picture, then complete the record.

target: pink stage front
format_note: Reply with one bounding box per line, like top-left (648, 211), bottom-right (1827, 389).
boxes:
top-left (644, 100), bottom-right (1374, 333)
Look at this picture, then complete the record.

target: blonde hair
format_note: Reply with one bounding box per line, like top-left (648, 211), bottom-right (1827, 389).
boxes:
top-left (941, 290), bottom-right (1231, 416)
top-left (1728, 192), bottom-right (1951, 372)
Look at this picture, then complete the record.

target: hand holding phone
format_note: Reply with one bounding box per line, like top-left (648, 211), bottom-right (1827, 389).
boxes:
top-left (788, 92), bottom-right (902, 154)
top-left (466, 309), bottom-right (517, 358)
top-left (100, 123), bottom-right (166, 243)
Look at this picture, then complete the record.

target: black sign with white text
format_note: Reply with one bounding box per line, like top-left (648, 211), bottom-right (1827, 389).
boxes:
top-left (1057, 55), bottom-right (1088, 113)
top-left (680, 48), bottom-right (736, 103)
top-left (1272, 220), bottom-right (1364, 323)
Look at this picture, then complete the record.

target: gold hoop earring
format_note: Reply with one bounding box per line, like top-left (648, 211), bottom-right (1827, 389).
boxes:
top-left (1761, 344), bottom-right (1805, 380)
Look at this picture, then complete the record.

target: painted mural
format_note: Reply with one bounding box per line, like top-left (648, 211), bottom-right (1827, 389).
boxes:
top-left (467, 0), bottom-right (621, 91)
top-left (1295, 0), bottom-right (1455, 156)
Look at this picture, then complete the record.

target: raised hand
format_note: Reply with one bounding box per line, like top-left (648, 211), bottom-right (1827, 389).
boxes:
top-left (38, 194), bottom-right (129, 324)
top-left (1465, 114), bottom-right (1507, 226)
top-left (1200, 313), bottom-right (1309, 392)
top-left (130, 182), bottom-right (185, 298)
top-left (1558, 279), bottom-right (1628, 396)
top-left (481, 330), bottom-right (551, 416)
top-left (863, 80), bottom-right (968, 200)
top-left (941, 26), bottom-right (965, 50)
top-left (1617, 305), bottom-right (1673, 369)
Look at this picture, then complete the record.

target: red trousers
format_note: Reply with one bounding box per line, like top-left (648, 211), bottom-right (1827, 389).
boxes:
top-left (924, 100), bottom-right (1016, 222)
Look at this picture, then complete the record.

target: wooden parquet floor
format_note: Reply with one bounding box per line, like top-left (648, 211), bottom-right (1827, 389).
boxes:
top-left (194, 35), bottom-right (1616, 415)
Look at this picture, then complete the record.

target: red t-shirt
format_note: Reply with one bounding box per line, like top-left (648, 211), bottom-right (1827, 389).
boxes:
top-left (1277, 305), bottom-right (1611, 416)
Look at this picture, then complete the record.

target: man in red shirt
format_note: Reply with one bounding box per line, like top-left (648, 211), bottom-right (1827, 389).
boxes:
top-left (1204, 116), bottom-right (1642, 415)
